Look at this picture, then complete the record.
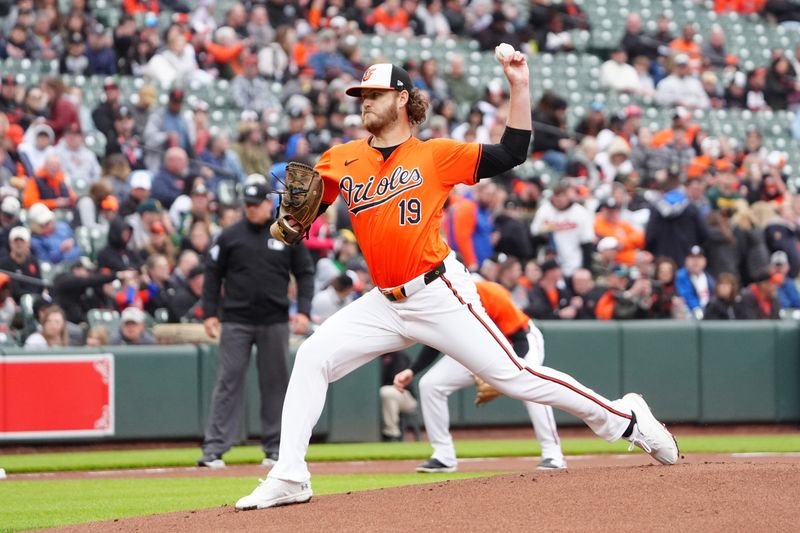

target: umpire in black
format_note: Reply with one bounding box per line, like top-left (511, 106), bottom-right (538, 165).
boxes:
top-left (197, 180), bottom-right (314, 468)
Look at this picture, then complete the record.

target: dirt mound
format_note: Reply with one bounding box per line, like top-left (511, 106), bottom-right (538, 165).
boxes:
top-left (44, 461), bottom-right (800, 532)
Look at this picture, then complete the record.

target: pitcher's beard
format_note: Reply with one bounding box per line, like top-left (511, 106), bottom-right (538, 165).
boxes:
top-left (363, 106), bottom-right (399, 137)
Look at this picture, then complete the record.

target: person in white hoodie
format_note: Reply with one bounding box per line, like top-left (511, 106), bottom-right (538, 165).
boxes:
top-left (18, 123), bottom-right (55, 173)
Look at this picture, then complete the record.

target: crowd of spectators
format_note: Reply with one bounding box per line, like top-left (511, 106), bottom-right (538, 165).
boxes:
top-left (0, 0), bottom-right (798, 350)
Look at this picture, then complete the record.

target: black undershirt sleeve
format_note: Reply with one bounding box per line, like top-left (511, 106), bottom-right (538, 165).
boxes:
top-left (476, 126), bottom-right (532, 180)
top-left (507, 328), bottom-right (530, 358)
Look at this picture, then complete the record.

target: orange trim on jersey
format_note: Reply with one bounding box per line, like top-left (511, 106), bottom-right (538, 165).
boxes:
top-left (441, 274), bottom-right (632, 421)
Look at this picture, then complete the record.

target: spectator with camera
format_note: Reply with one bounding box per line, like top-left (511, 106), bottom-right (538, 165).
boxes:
top-left (596, 263), bottom-right (653, 319)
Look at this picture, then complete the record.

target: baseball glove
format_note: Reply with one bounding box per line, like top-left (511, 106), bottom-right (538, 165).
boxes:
top-left (270, 162), bottom-right (324, 245)
top-left (473, 374), bottom-right (503, 405)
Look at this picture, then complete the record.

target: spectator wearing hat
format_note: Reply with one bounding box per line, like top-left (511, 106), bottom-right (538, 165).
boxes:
top-left (96, 216), bottom-right (143, 272)
top-left (55, 123), bottom-right (102, 188)
top-left (28, 202), bottom-right (81, 265)
top-left (169, 179), bottom-right (215, 237)
top-left (106, 105), bottom-right (145, 170)
top-left (738, 270), bottom-right (782, 319)
top-left (231, 53), bottom-right (281, 115)
top-left (126, 197), bottom-right (166, 251)
top-left (311, 272), bottom-right (355, 324)
top-left (655, 54), bottom-right (710, 109)
top-left (575, 101), bottom-right (608, 138)
top-left (51, 258), bottom-right (120, 324)
top-left (198, 179), bottom-right (314, 468)
top-left (596, 136), bottom-right (635, 183)
top-left (85, 23), bottom-right (118, 75)
top-left (595, 263), bottom-right (653, 319)
top-left (600, 47), bottom-right (641, 94)
top-left (0, 226), bottom-right (43, 303)
top-left (168, 264), bottom-right (204, 322)
top-left (142, 220), bottom-right (178, 267)
top-left (0, 197), bottom-right (23, 251)
top-left (75, 179), bottom-right (117, 232)
top-left (594, 198), bottom-right (646, 266)
top-left (767, 250), bottom-right (800, 310)
top-left (60, 32), bottom-right (90, 76)
top-left (198, 133), bottom-right (246, 196)
top-left (0, 75), bottom-right (23, 123)
top-left (675, 245), bottom-right (715, 317)
top-left (150, 147), bottom-right (190, 208)
top-left (531, 183), bottom-right (595, 277)
top-left (110, 306), bottom-right (156, 345)
top-left (92, 77), bottom-right (123, 141)
top-left (525, 260), bottom-right (578, 320)
top-left (143, 91), bottom-right (196, 172)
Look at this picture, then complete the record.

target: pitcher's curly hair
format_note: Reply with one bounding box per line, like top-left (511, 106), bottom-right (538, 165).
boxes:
top-left (405, 88), bottom-right (429, 126)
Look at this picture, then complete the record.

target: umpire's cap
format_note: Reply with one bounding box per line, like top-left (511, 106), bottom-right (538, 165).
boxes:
top-left (345, 63), bottom-right (413, 97)
top-left (243, 182), bottom-right (272, 205)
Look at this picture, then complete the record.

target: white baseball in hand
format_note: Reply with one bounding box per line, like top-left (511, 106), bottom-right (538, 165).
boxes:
top-left (495, 43), bottom-right (516, 62)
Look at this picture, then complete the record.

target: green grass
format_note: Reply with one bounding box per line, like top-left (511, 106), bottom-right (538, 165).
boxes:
top-left (2, 434), bottom-right (800, 474)
top-left (0, 472), bottom-right (498, 533)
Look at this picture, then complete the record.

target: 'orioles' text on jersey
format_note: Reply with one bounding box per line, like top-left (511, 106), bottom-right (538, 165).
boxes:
top-left (474, 280), bottom-right (529, 337)
top-left (316, 137), bottom-right (481, 288)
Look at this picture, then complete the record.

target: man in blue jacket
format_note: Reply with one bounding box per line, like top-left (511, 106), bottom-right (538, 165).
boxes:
top-left (768, 250), bottom-right (800, 310)
top-left (675, 245), bottom-right (715, 318)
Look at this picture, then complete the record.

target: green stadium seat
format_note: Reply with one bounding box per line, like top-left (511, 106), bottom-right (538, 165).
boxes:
top-left (87, 309), bottom-right (120, 333)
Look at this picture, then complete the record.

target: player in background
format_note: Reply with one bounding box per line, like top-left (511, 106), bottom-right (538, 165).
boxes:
top-left (394, 280), bottom-right (566, 472)
top-left (235, 52), bottom-right (678, 511)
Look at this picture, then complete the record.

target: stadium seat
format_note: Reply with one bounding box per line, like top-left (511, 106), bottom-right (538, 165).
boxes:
top-left (87, 309), bottom-right (120, 333)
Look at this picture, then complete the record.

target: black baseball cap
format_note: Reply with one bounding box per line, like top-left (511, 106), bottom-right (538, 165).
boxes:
top-left (243, 182), bottom-right (271, 205)
top-left (345, 63), bottom-right (413, 97)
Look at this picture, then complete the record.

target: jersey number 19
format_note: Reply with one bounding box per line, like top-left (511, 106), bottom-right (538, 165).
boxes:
top-left (398, 198), bottom-right (421, 226)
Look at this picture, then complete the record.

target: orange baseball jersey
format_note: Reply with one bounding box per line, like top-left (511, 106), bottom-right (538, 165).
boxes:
top-left (475, 280), bottom-right (529, 337)
top-left (316, 137), bottom-right (481, 289)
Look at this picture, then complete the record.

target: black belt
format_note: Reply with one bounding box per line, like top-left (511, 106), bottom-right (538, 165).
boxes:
top-left (381, 261), bottom-right (446, 302)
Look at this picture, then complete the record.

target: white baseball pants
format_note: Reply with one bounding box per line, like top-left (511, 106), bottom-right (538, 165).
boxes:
top-left (419, 322), bottom-right (564, 468)
top-left (269, 253), bottom-right (632, 483)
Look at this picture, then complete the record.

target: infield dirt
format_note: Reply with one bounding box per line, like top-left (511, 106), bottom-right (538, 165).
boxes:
top-left (39, 454), bottom-right (800, 532)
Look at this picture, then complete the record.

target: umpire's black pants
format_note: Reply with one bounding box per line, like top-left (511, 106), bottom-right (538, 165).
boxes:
top-left (202, 321), bottom-right (289, 456)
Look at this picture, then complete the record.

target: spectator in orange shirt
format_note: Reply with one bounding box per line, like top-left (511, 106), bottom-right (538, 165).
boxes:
top-left (373, 0), bottom-right (410, 34)
top-left (123, 0), bottom-right (159, 14)
top-left (594, 198), bottom-right (647, 266)
top-left (23, 153), bottom-right (76, 209)
top-left (205, 26), bottom-right (245, 80)
top-left (669, 24), bottom-right (702, 69)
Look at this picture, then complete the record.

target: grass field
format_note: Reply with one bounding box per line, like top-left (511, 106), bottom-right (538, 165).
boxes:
top-left (0, 472), bottom-right (498, 532)
top-left (3, 434), bottom-right (800, 473)
top-left (2, 434), bottom-right (799, 532)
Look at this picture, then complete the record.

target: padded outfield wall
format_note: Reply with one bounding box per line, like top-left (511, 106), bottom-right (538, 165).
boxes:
top-left (1, 320), bottom-right (798, 443)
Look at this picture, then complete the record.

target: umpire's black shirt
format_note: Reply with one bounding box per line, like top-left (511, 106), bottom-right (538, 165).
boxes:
top-left (202, 217), bottom-right (314, 325)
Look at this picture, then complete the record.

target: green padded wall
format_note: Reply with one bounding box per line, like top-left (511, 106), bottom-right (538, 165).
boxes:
top-left (774, 321), bottom-right (800, 422)
top-left (538, 321), bottom-right (623, 425)
top-left (700, 322), bottom-right (776, 423)
top-left (621, 321), bottom-right (700, 422)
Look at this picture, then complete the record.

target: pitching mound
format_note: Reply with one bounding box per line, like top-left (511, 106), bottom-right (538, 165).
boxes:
top-left (45, 460), bottom-right (800, 532)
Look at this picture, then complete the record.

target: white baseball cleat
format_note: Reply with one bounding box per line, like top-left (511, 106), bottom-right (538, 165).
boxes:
top-left (235, 478), bottom-right (312, 511)
top-left (622, 393), bottom-right (680, 465)
top-left (536, 457), bottom-right (567, 470)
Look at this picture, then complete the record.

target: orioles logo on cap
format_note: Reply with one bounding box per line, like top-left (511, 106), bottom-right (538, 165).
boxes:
top-left (362, 66), bottom-right (376, 82)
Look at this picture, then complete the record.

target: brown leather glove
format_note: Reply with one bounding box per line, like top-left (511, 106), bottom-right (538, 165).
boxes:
top-left (474, 374), bottom-right (503, 405)
top-left (270, 162), bottom-right (324, 245)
